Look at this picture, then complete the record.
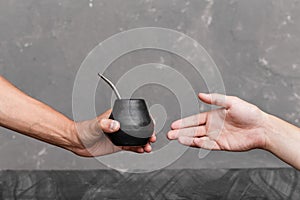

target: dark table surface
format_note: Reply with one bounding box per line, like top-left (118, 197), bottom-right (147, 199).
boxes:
top-left (0, 168), bottom-right (299, 200)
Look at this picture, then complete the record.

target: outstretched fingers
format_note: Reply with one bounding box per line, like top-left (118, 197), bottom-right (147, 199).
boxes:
top-left (167, 126), bottom-right (207, 140)
top-left (171, 93), bottom-right (231, 130)
top-left (171, 113), bottom-right (208, 129)
top-left (178, 136), bottom-right (220, 150)
top-left (199, 93), bottom-right (231, 109)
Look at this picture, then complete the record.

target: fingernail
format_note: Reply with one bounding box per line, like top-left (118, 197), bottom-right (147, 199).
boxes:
top-left (110, 120), bottom-right (120, 131)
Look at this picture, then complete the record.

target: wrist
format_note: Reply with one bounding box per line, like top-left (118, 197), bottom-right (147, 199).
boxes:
top-left (260, 112), bottom-right (282, 152)
top-left (66, 118), bottom-right (106, 156)
top-left (65, 121), bottom-right (86, 153)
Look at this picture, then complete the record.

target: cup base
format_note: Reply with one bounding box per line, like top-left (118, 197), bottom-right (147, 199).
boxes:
top-left (105, 131), bottom-right (150, 146)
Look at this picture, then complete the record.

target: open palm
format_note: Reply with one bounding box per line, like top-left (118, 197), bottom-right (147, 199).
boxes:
top-left (168, 93), bottom-right (267, 151)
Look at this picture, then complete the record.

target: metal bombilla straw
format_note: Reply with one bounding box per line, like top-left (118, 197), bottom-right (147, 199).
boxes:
top-left (98, 73), bottom-right (122, 100)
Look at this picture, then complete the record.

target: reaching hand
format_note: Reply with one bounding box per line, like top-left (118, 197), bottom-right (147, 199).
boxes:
top-left (168, 93), bottom-right (268, 151)
top-left (71, 109), bottom-right (156, 157)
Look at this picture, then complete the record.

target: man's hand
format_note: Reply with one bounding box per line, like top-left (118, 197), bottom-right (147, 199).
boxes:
top-left (0, 76), bottom-right (155, 157)
top-left (168, 93), bottom-right (268, 151)
top-left (71, 109), bottom-right (156, 157)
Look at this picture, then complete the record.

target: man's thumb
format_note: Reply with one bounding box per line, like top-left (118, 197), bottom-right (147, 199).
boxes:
top-left (99, 119), bottom-right (120, 133)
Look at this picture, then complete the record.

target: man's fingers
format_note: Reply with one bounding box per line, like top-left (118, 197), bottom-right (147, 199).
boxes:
top-left (171, 113), bottom-right (208, 129)
top-left (99, 118), bottom-right (120, 133)
top-left (199, 93), bottom-right (231, 108)
top-left (149, 132), bottom-right (157, 143)
top-left (178, 136), bottom-right (220, 150)
top-left (123, 146), bottom-right (145, 153)
top-left (143, 143), bottom-right (152, 153)
top-left (167, 126), bottom-right (206, 140)
top-left (122, 145), bottom-right (153, 153)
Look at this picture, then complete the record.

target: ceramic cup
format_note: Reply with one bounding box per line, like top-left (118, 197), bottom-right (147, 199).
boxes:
top-left (105, 99), bottom-right (154, 146)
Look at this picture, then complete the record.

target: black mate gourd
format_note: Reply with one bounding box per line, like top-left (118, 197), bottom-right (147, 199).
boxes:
top-left (99, 74), bottom-right (154, 146)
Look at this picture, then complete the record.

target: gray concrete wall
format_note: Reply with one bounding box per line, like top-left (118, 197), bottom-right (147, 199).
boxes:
top-left (0, 0), bottom-right (299, 169)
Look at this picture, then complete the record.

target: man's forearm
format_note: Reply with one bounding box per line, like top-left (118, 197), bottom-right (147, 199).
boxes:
top-left (0, 76), bottom-right (80, 151)
top-left (264, 113), bottom-right (300, 169)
